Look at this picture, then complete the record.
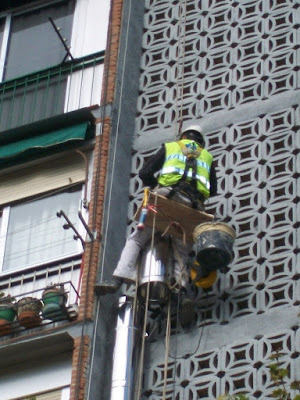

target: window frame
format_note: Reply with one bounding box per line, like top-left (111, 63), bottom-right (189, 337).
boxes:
top-left (0, 186), bottom-right (86, 275)
top-left (0, 0), bottom-right (74, 82)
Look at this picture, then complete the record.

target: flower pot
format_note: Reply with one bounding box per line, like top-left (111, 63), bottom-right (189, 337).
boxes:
top-left (0, 302), bottom-right (16, 335)
top-left (42, 287), bottom-right (68, 321)
top-left (17, 297), bottom-right (42, 328)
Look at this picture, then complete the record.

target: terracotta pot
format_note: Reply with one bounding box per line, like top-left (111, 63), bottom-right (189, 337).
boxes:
top-left (0, 319), bottom-right (13, 335)
top-left (17, 297), bottom-right (42, 328)
top-left (0, 302), bottom-right (16, 335)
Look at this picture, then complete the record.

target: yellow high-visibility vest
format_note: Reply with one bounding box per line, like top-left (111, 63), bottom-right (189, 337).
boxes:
top-left (158, 139), bottom-right (213, 199)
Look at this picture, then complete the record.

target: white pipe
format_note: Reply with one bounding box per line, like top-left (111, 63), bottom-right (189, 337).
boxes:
top-left (110, 296), bottom-right (143, 400)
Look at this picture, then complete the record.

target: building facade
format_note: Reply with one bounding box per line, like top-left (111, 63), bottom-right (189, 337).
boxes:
top-left (0, 0), bottom-right (115, 399)
top-left (0, 0), bottom-right (299, 399)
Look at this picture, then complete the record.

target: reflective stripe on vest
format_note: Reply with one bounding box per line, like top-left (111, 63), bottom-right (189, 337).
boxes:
top-left (160, 166), bottom-right (211, 190)
top-left (165, 153), bottom-right (211, 172)
top-left (158, 140), bottom-right (213, 198)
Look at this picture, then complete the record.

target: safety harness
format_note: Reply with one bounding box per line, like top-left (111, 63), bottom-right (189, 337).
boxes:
top-left (166, 141), bottom-right (204, 209)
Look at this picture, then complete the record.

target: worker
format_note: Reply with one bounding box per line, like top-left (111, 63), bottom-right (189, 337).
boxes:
top-left (112, 124), bottom-right (218, 291)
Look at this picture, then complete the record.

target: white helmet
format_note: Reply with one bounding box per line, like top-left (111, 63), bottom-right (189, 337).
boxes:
top-left (181, 124), bottom-right (204, 146)
top-left (182, 124), bottom-right (203, 135)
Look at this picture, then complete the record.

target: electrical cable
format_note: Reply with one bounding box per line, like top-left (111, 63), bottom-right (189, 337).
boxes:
top-left (136, 190), bottom-right (159, 398)
top-left (175, 0), bottom-right (188, 139)
top-left (163, 294), bottom-right (172, 400)
top-left (97, 0), bottom-right (133, 281)
top-left (86, 0), bottom-right (133, 397)
top-left (168, 290), bottom-right (210, 360)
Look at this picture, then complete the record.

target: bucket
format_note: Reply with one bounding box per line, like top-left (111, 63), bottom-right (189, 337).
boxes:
top-left (193, 222), bottom-right (236, 271)
top-left (138, 238), bottom-right (170, 302)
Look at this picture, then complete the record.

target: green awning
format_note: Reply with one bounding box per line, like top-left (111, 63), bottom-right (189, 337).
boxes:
top-left (0, 122), bottom-right (89, 160)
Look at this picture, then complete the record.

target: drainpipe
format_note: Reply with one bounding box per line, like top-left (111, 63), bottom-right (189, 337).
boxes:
top-left (110, 296), bottom-right (144, 400)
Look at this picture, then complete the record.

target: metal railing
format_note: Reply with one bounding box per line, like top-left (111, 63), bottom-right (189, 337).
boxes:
top-left (0, 51), bottom-right (105, 132)
top-left (0, 279), bottom-right (80, 338)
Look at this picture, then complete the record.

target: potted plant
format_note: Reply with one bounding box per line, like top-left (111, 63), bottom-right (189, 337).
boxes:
top-left (17, 297), bottom-right (43, 328)
top-left (42, 284), bottom-right (68, 322)
top-left (0, 293), bottom-right (16, 335)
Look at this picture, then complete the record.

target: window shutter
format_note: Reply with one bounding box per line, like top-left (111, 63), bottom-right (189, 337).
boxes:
top-left (0, 152), bottom-right (87, 206)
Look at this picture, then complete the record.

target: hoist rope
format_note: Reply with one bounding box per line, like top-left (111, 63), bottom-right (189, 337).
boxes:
top-left (86, 0), bottom-right (133, 396)
top-left (163, 294), bottom-right (172, 400)
top-left (175, 0), bottom-right (188, 139)
top-left (98, 0), bottom-right (133, 281)
top-left (136, 190), bottom-right (159, 398)
top-left (167, 291), bottom-right (210, 360)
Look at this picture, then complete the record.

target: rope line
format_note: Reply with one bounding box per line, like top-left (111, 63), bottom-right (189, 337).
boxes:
top-left (175, 0), bottom-right (188, 139)
top-left (163, 294), bottom-right (172, 400)
top-left (168, 291), bottom-right (210, 361)
top-left (136, 190), bottom-right (159, 397)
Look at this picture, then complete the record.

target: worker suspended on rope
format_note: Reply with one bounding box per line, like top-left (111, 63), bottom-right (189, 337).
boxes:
top-left (112, 124), bottom-right (218, 289)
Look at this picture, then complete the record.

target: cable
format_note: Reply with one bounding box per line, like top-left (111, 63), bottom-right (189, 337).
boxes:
top-left (136, 190), bottom-right (159, 398)
top-left (168, 290), bottom-right (210, 360)
top-left (175, 0), bottom-right (188, 139)
top-left (86, 0), bottom-right (134, 397)
top-left (163, 294), bottom-right (172, 400)
top-left (98, 0), bottom-right (133, 281)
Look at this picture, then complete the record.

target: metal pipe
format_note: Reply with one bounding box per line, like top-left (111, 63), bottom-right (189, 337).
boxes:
top-left (138, 238), bottom-right (170, 303)
top-left (75, 149), bottom-right (89, 209)
top-left (110, 296), bottom-right (144, 400)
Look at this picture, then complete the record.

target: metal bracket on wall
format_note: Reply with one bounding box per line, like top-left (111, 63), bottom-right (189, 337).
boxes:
top-left (48, 16), bottom-right (74, 63)
top-left (57, 209), bottom-right (97, 248)
top-left (78, 210), bottom-right (97, 242)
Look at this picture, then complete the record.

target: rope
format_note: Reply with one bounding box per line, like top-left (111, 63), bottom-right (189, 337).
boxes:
top-left (99, 0), bottom-right (133, 281)
top-left (161, 220), bottom-right (187, 245)
top-left (136, 190), bottom-right (159, 397)
top-left (168, 240), bottom-right (186, 292)
top-left (168, 291), bottom-right (210, 360)
top-left (175, 0), bottom-right (188, 138)
top-left (86, 0), bottom-right (133, 396)
top-left (163, 294), bottom-right (172, 400)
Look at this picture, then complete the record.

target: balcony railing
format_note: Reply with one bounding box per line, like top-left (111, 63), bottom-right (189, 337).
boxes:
top-left (0, 280), bottom-right (80, 338)
top-left (0, 257), bottom-right (81, 337)
top-left (0, 51), bottom-right (105, 132)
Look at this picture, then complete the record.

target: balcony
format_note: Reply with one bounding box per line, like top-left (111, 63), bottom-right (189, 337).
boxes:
top-left (0, 259), bottom-right (81, 339)
top-left (0, 51), bottom-right (105, 133)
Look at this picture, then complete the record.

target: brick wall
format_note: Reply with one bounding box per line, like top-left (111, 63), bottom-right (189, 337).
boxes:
top-left (69, 0), bottom-right (124, 398)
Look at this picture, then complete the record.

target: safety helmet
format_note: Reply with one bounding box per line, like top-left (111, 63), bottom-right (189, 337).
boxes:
top-left (181, 124), bottom-right (204, 146)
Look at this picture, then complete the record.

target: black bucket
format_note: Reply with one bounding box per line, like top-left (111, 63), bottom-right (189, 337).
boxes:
top-left (193, 222), bottom-right (236, 271)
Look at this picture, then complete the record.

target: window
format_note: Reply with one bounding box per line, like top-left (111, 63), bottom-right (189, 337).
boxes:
top-left (0, 1), bottom-right (76, 130)
top-left (0, 1), bottom-right (75, 81)
top-left (0, 187), bottom-right (84, 272)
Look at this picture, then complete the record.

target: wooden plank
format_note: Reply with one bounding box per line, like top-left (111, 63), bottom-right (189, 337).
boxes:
top-left (135, 192), bottom-right (214, 243)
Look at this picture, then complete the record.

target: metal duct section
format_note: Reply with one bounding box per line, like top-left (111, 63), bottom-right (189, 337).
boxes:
top-left (138, 237), bottom-right (170, 303)
top-left (110, 296), bottom-right (144, 400)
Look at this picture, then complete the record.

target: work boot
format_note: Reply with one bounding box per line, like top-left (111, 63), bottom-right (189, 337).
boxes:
top-left (180, 297), bottom-right (197, 329)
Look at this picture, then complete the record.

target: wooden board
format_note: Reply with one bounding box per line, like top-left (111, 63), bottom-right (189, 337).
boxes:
top-left (135, 192), bottom-right (214, 243)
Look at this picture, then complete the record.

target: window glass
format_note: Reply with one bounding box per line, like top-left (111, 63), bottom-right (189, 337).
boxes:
top-left (2, 188), bottom-right (82, 271)
top-left (4, 0), bottom-right (75, 80)
top-left (0, 18), bottom-right (4, 57)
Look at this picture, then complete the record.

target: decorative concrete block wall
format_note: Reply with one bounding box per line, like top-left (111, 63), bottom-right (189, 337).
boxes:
top-left (126, 0), bottom-right (300, 398)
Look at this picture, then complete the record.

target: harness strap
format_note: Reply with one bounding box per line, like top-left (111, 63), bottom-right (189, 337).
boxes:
top-left (176, 141), bottom-right (202, 158)
top-left (166, 141), bottom-right (203, 208)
